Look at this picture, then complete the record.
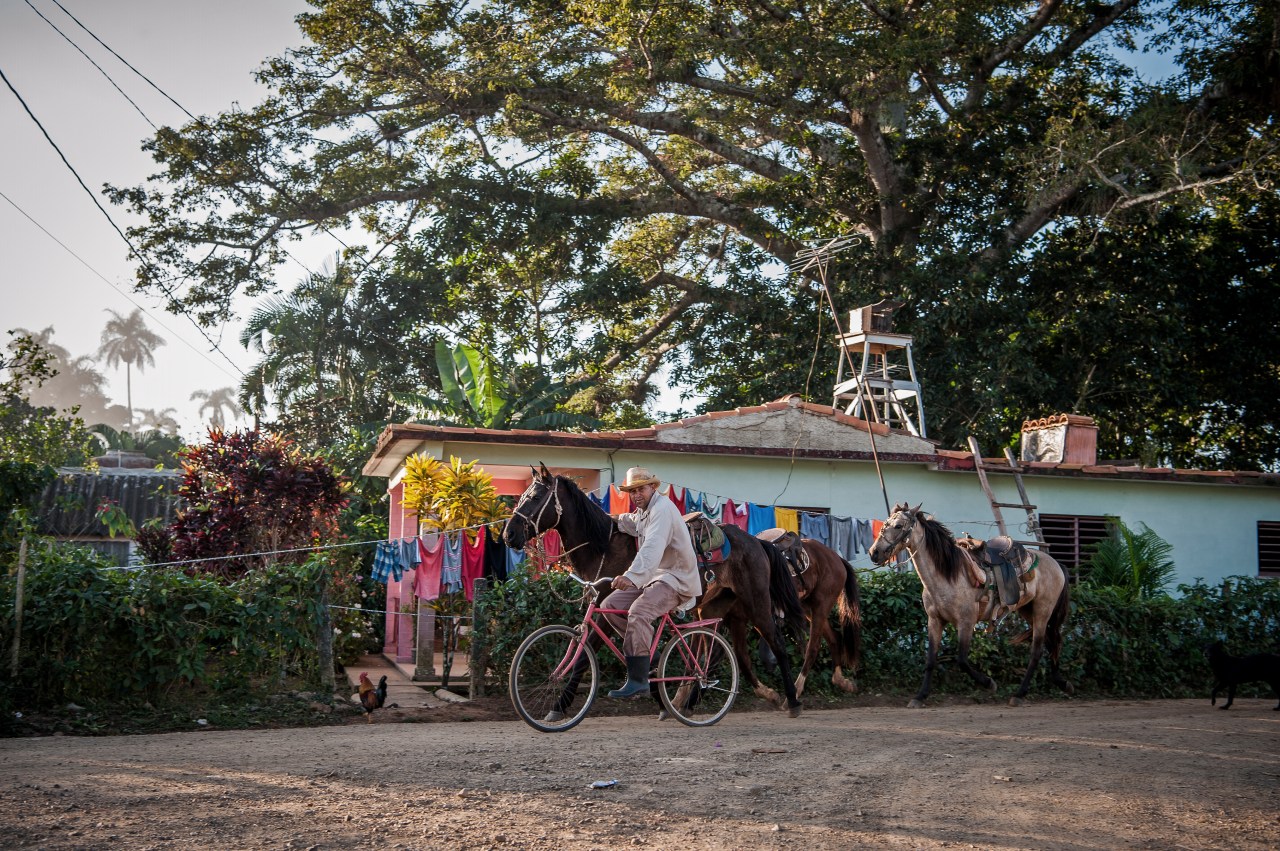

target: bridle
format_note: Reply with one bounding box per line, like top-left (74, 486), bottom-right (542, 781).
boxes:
top-left (873, 507), bottom-right (917, 564)
top-left (511, 477), bottom-right (563, 539)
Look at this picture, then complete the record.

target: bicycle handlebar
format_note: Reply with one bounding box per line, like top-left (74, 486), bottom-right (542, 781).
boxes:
top-left (565, 572), bottom-right (615, 599)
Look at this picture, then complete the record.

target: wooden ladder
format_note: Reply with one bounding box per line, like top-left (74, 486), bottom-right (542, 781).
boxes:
top-left (966, 436), bottom-right (1046, 548)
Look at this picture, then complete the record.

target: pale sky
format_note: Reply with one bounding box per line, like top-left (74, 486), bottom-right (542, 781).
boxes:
top-left (2, 2), bottom-right (1173, 441)
top-left (1, 0), bottom-right (333, 440)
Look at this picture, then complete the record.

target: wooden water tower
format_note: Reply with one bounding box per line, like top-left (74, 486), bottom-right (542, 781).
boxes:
top-left (831, 299), bottom-right (927, 437)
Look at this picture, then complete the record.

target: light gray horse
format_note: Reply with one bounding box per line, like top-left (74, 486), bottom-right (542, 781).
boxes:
top-left (869, 502), bottom-right (1073, 707)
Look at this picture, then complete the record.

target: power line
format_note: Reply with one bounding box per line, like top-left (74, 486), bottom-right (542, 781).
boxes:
top-left (46, 0), bottom-right (196, 123)
top-left (22, 0), bottom-right (155, 129)
top-left (0, 187), bottom-right (241, 382)
top-left (0, 60), bottom-right (245, 378)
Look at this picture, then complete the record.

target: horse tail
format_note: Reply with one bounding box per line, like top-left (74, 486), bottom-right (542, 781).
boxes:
top-left (762, 541), bottom-right (805, 635)
top-left (836, 557), bottom-right (864, 673)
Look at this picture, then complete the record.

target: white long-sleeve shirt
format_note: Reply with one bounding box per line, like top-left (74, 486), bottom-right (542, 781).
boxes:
top-left (615, 492), bottom-right (701, 603)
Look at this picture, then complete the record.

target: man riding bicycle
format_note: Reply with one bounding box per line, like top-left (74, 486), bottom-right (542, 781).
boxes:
top-left (603, 466), bottom-right (702, 698)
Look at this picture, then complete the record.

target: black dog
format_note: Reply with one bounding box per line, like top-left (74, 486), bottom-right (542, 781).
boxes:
top-left (1207, 641), bottom-right (1280, 710)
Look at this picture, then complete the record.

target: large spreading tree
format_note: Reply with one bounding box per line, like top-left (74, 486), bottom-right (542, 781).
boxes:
top-left (112, 0), bottom-right (1279, 467)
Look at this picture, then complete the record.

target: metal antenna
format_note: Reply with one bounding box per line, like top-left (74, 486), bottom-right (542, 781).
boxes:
top-left (789, 233), bottom-right (893, 516)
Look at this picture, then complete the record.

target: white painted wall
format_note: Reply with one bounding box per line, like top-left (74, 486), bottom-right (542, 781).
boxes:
top-left (411, 439), bottom-right (1279, 586)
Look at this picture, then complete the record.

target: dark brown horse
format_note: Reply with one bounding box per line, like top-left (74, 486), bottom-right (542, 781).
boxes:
top-left (869, 502), bottom-right (1073, 707)
top-left (502, 465), bottom-right (805, 716)
top-left (789, 539), bottom-right (864, 696)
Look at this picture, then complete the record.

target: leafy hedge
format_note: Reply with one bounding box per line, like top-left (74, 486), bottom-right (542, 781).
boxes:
top-left (0, 543), bottom-right (378, 714)
top-left (473, 569), bottom-right (1280, 701)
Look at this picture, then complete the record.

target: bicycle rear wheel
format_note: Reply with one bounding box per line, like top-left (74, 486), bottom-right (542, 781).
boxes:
top-left (657, 627), bottom-right (738, 727)
top-left (509, 625), bottom-right (599, 732)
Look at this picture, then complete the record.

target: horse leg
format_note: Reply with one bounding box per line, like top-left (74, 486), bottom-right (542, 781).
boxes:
top-left (909, 615), bottom-right (944, 708)
top-left (758, 621), bottom-right (802, 717)
top-left (955, 618), bottom-right (998, 696)
top-left (794, 604), bottom-right (823, 698)
top-left (719, 609), bottom-right (779, 707)
top-left (1010, 624), bottom-right (1047, 706)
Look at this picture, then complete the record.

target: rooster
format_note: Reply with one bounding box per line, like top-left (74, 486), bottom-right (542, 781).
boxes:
top-left (357, 672), bottom-right (389, 723)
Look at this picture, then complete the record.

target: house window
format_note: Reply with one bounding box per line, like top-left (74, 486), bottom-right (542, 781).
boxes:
top-left (1260, 522), bottom-right (1280, 579)
top-left (1039, 514), bottom-right (1110, 582)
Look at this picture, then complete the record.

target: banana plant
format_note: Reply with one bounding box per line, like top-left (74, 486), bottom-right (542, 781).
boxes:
top-left (392, 341), bottom-right (599, 431)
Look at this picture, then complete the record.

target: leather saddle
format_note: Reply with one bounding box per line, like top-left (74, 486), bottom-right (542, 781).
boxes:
top-left (755, 527), bottom-right (810, 577)
top-left (683, 511), bottom-right (729, 566)
top-left (957, 534), bottom-right (1037, 607)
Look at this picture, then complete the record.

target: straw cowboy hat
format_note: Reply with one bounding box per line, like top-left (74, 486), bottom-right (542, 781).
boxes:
top-left (618, 466), bottom-right (660, 491)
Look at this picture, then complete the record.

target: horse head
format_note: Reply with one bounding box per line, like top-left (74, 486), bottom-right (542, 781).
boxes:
top-left (869, 502), bottom-right (922, 565)
top-left (502, 466), bottom-right (562, 550)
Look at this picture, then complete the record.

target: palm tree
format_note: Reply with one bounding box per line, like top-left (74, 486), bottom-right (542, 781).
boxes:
top-left (392, 341), bottom-right (600, 430)
top-left (190, 387), bottom-right (243, 429)
top-left (96, 309), bottom-right (165, 425)
top-left (134, 407), bottom-right (181, 435)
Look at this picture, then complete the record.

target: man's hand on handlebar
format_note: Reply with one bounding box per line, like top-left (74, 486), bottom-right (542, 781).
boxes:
top-left (611, 574), bottom-right (636, 591)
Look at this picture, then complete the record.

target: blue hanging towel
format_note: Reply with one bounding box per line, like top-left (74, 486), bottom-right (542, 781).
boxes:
top-left (505, 545), bottom-right (528, 579)
top-left (800, 512), bottom-right (831, 547)
top-left (686, 490), bottom-right (704, 514)
top-left (747, 503), bottom-right (777, 536)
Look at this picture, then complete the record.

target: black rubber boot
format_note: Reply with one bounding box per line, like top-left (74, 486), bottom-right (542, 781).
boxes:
top-left (608, 655), bottom-right (650, 699)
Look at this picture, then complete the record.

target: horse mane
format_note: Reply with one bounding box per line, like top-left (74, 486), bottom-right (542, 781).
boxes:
top-left (916, 512), bottom-right (967, 584)
top-left (555, 475), bottom-right (615, 556)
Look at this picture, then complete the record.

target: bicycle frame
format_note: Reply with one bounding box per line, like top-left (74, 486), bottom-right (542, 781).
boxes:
top-left (555, 595), bottom-right (724, 684)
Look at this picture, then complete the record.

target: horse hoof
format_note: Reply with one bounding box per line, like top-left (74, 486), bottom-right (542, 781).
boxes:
top-left (1062, 682), bottom-right (1075, 696)
top-left (657, 709), bottom-right (670, 721)
top-left (1008, 696), bottom-right (1026, 707)
top-left (988, 680), bottom-right (999, 695)
top-left (907, 698), bottom-right (925, 709)
top-left (787, 704), bottom-right (802, 719)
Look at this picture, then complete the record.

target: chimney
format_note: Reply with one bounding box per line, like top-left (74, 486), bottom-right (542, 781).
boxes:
top-left (1020, 414), bottom-right (1098, 465)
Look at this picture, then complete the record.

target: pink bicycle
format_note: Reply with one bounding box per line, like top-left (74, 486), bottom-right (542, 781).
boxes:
top-left (509, 574), bottom-right (740, 732)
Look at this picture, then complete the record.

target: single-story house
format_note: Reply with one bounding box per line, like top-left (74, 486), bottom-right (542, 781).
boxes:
top-left (35, 452), bottom-right (181, 566)
top-left (363, 395), bottom-right (1279, 664)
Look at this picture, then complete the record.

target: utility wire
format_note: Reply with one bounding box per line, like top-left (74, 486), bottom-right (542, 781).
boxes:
top-left (0, 62), bottom-right (246, 377)
top-left (22, 0), bottom-right (154, 129)
top-left (46, 0), bottom-right (196, 123)
top-left (0, 188), bottom-right (241, 382)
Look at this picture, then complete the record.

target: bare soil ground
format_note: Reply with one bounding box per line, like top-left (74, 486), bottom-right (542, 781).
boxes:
top-left (1, 697), bottom-right (1277, 850)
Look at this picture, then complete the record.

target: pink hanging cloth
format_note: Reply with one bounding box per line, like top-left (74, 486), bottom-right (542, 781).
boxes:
top-left (461, 529), bottom-right (486, 601)
top-left (416, 532), bottom-right (443, 601)
top-left (609, 484), bottom-right (632, 515)
top-left (667, 485), bottom-right (686, 514)
top-left (722, 498), bottom-right (750, 532)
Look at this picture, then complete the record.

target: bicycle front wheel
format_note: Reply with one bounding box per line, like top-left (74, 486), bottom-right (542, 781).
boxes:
top-left (509, 625), bottom-right (599, 732)
top-left (658, 627), bottom-right (738, 727)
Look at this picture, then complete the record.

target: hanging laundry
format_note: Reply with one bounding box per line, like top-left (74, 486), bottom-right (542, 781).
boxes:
top-left (685, 489), bottom-right (704, 515)
top-left (371, 540), bottom-right (399, 584)
top-left (461, 530), bottom-right (486, 600)
top-left (799, 512), bottom-right (830, 547)
top-left (505, 545), bottom-right (528, 579)
top-left (747, 503), bottom-right (777, 536)
top-left (483, 526), bottom-right (508, 583)
top-left (441, 533), bottom-right (463, 594)
top-left (722, 498), bottom-right (749, 531)
top-left (529, 528), bottom-right (562, 577)
top-left (872, 519), bottom-right (885, 544)
top-left (397, 536), bottom-right (421, 577)
top-left (828, 515), bottom-right (854, 560)
top-left (774, 507), bottom-right (800, 534)
top-left (609, 484), bottom-right (632, 515)
top-left (416, 533), bottom-right (443, 601)
top-left (855, 519), bottom-right (874, 554)
top-left (701, 492), bottom-right (722, 522)
top-left (667, 485), bottom-right (686, 514)
top-left (588, 490), bottom-right (608, 514)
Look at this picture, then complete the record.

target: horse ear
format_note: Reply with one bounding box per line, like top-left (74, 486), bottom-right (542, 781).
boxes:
top-left (538, 462), bottom-right (551, 480)
top-left (912, 502), bottom-right (923, 515)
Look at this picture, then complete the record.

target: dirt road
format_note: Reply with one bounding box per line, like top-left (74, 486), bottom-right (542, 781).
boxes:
top-left (1, 698), bottom-right (1276, 850)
